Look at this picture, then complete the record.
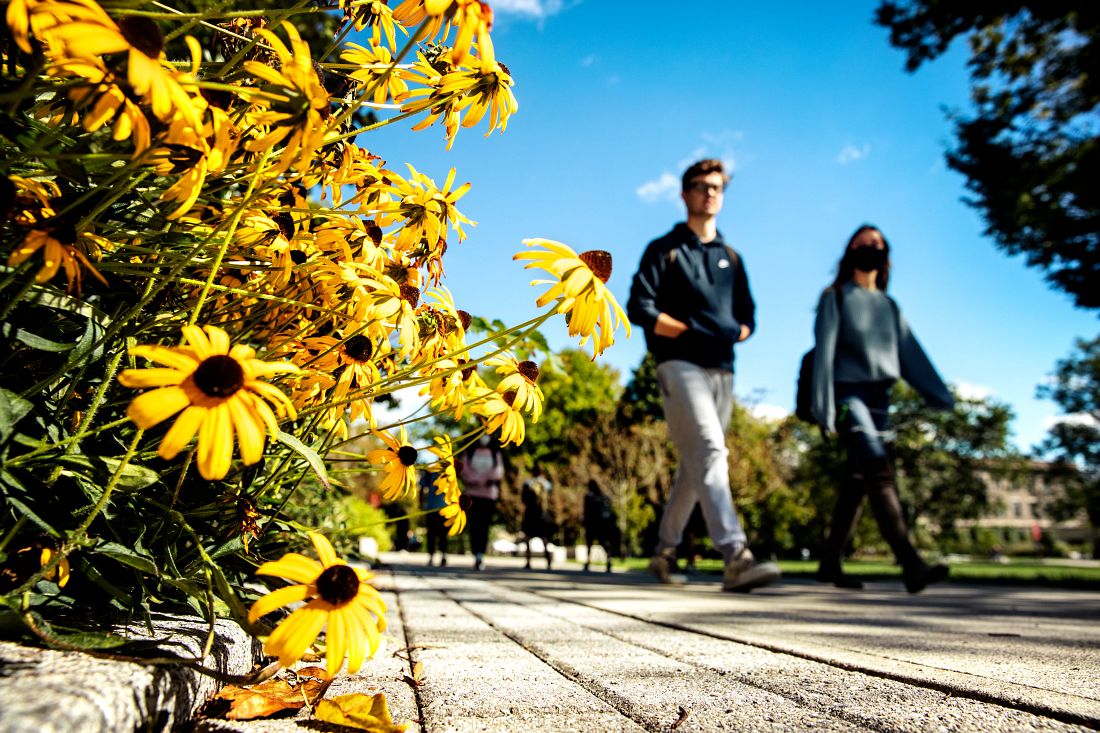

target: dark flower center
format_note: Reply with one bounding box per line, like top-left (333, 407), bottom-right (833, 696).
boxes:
top-left (192, 355), bottom-right (244, 398)
top-left (289, 249), bottom-right (307, 265)
top-left (399, 284), bottom-right (420, 308)
top-left (365, 221), bottom-right (383, 245)
top-left (397, 445), bottom-right (418, 467)
top-left (315, 564), bottom-right (359, 606)
top-left (343, 335), bottom-right (373, 362)
top-left (274, 212), bottom-right (295, 240)
top-left (517, 360), bottom-right (539, 383)
top-left (457, 310), bottom-right (472, 331)
top-left (578, 250), bottom-right (613, 283)
top-left (118, 16), bottom-right (165, 59)
top-left (502, 390), bottom-right (517, 406)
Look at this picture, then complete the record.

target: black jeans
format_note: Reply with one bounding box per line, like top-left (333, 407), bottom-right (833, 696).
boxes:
top-left (466, 497), bottom-right (496, 556)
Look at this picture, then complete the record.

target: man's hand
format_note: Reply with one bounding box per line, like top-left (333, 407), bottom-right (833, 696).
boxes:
top-left (737, 324), bottom-right (751, 342)
top-left (654, 313), bottom-right (689, 338)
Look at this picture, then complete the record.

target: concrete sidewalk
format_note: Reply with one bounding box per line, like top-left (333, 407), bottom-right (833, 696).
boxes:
top-left (201, 554), bottom-right (1100, 732)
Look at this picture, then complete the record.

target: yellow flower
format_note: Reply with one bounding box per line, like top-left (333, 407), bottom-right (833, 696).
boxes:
top-left (39, 546), bottom-right (70, 588)
top-left (249, 533), bottom-right (386, 674)
top-left (366, 427), bottom-right (418, 501)
top-left (447, 0), bottom-right (495, 68)
top-left (149, 109), bottom-right (234, 220)
top-left (381, 164), bottom-right (473, 253)
top-left (241, 23), bottom-right (331, 174)
top-left (474, 386), bottom-right (526, 446)
top-left (428, 436), bottom-right (466, 536)
top-left (47, 58), bottom-right (152, 155)
top-left (487, 354), bottom-right (542, 422)
top-left (117, 325), bottom-right (299, 481)
top-left (339, 0), bottom-right (402, 49)
top-left (438, 59), bottom-right (517, 137)
top-left (343, 43), bottom-right (409, 105)
top-left (8, 226), bottom-right (108, 293)
top-left (514, 239), bottom-right (631, 357)
top-left (37, 1), bottom-right (203, 127)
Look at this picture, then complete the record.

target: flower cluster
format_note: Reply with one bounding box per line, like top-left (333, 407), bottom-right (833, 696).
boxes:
top-left (0, 0), bottom-right (629, 679)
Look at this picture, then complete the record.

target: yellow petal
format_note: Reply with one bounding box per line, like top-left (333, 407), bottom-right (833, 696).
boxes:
top-left (264, 604), bottom-right (328, 668)
top-left (255, 553), bottom-right (323, 584)
top-left (227, 395), bottom-right (265, 465)
top-left (157, 406), bottom-right (206, 460)
top-left (127, 386), bottom-right (190, 429)
top-left (116, 368), bottom-right (185, 389)
top-left (325, 607), bottom-right (347, 674)
top-left (197, 402), bottom-right (233, 480)
top-left (248, 583), bottom-right (311, 623)
top-left (309, 533), bottom-right (339, 568)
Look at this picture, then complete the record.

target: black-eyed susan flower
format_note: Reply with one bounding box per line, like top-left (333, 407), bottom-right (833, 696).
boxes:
top-left (38, 0), bottom-right (203, 127)
top-left (448, 0), bottom-right (494, 68)
top-left (343, 43), bottom-right (409, 106)
top-left (47, 58), bottom-right (152, 155)
top-left (249, 533), bottom-right (386, 674)
top-left (366, 426), bottom-right (418, 501)
top-left (241, 23), bottom-right (331, 175)
top-left (429, 436), bottom-right (466, 535)
top-left (117, 325), bottom-right (299, 481)
top-left (514, 239), bottom-right (631, 357)
top-left (339, 0), bottom-right (402, 49)
top-left (39, 545), bottom-right (70, 588)
top-left (8, 225), bottom-right (109, 293)
top-left (487, 354), bottom-right (542, 422)
top-left (474, 386), bottom-right (526, 446)
top-left (443, 59), bottom-right (517, 136)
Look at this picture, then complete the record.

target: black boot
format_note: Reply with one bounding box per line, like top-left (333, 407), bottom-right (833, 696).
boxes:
top-left (864, 457), bottom-right (947, 593)
top-left (816, 471), bottom-right (866, 590)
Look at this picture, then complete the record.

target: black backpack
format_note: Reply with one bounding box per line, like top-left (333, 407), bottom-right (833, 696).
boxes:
top-left (794, 287), bottom-right (844, 425)
top-left (794, 348), bottom-right (817, 424)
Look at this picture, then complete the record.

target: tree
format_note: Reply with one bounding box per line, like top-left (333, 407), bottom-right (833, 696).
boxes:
top-left (617, 353), bottom-right (664, 425)
top-left (876, 2), bottom-right (1100, 308)
top-left (1036, 336), bottom-right (1100, 554)
top-left (891, 383), bottom-right (1022, 540)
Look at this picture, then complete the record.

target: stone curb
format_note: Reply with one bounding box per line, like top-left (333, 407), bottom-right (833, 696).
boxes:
top-left (0, 615), bottom-right (262, 733)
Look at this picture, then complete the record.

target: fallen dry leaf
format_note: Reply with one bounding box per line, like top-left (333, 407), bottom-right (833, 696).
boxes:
top-left (209, 666), bottom-right (333, 720)
top-left (314, 692), bottom-right (409, 732)
top-left (671, 705), bottom-right (690, 730)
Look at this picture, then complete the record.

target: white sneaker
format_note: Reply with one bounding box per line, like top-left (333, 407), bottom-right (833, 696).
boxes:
top-left (723, 547), bottom-right (781, 592)
top-left (648, 550), bottom-right (684, 585)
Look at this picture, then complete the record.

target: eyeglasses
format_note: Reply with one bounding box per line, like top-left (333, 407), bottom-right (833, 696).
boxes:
top-left (686, 181), bottom-right (725, 195)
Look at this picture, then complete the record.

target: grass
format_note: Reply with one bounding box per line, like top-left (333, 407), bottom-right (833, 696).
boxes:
top-left (610, 557), bottom-right (1100, 590)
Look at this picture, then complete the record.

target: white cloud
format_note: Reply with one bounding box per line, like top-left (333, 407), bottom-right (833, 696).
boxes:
top-left (837, 143), bottom-right (871, 165)
top-left (751, 403), bottom-right (790, 422)
top-left (492, 0), bottom-right (565, 18)
top-left (635, 172), bottom-right (680, 204)
top-left (1042, 412), bottom-right (1099, 430)
top-left (954, 381), bottom-right (992, 401)
top-left (579, 54), bottom-right (596, 67)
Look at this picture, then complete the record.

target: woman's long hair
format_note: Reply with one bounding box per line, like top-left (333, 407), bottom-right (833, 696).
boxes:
top-left (830, 224), bottom-right (891, 293)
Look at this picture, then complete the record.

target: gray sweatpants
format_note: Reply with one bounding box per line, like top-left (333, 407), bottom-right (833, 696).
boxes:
top-left (655, 360), bottom-right (747, 559)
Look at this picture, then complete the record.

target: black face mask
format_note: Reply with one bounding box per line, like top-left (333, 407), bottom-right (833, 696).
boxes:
top-left (850, 246), bottom-right (886, 272)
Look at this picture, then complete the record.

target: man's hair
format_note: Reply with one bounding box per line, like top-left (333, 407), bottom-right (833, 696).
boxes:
top-left (681, 159), bottom-right (731, 191)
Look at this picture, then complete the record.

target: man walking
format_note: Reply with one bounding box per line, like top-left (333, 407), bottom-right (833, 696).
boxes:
top-left (627, 159), bottom-right (780, 592)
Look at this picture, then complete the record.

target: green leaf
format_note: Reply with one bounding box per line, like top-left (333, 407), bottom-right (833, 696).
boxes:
top-left (4, 494), bottom-right (58, 535)
top-left (95, 541), bottom-right (158, 576)
top-left (100, 457), bottom-right (160, 490)
top-left (0, 388), bottom-right (33, 442)
top-left (1, 324), bottom-right (76, 352)
top-left (275, 430), bottom-right (330, 491)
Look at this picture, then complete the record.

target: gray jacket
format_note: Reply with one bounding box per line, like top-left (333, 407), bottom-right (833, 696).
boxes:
top-left (811, 282), bottom-right (954, 432)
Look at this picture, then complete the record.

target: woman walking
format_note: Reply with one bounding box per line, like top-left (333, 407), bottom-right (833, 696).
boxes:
top-left (460, 435), bottom-right (504, 571)
top-left (812, 224), bottom-right (954, 593)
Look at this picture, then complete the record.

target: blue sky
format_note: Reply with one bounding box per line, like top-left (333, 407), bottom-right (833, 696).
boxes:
top-left (366, 0), bottom-right (1097, 451)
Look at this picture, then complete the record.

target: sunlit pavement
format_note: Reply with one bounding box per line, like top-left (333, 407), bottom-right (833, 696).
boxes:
top-left (202, 552), bottom-right (1100, 733)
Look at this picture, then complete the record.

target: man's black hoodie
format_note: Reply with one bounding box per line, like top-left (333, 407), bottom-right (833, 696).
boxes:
top-left (627, 223), bottom-right (755, 372)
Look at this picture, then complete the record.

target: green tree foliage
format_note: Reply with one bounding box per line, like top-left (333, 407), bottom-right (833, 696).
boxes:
top-left (890, 383), bottom-right (1022, 539)
top-left (876, 2), bottom-right (1100, 307)
top-left (1036, 336), bottom-right (1100, 551)
top-left (617, 353), bottom-right (664, 425)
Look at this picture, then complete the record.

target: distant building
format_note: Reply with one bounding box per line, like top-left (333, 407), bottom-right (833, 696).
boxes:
top-left (962, 460), bottom-right (1092, 546)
